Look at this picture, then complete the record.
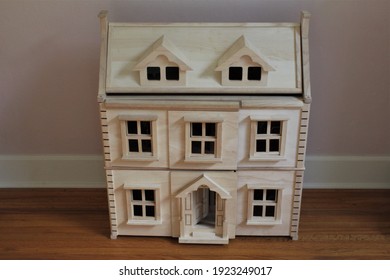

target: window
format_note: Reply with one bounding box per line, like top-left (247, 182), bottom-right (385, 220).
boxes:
top-left (119, 115), bottom-right (158, 161)
top-left (165, 66), bottom-right (179, 80)
top-left (125, 186), bottom-right (161, 225)
top-left (147, 67), bottom-right (161, 80)
top-left (146, 66), bottom-right (180, 81)
top-left (256, 121), bottom-right (281, 153)
top-left (229, 67), bottom-right (243, 80)
top-left (249, 117), bottom-right (287, 160)
top-left (248, 67), bottom-right (262, 80)
top-left (247, 187), bottom-right (281, 224)
top-left (184, 118), bottom-right (222, 162)
top-left (127, 121), bottom-right (152, 153)
top-left (190, 122), bottom-right (216, 155)
top-left (228, 65), bottom-right (262, 81)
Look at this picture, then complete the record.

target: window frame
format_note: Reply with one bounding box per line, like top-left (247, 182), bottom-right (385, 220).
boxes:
top-left (246, 184), bottom-right (282, 225)
top-left (124, 184), bottom-right (162, 225)
top-left (249, 116), bottom-right (288, 161)
top-left (184, 117), bottom-right (223, 163)
top-left (119, 115), bottom-right (158, 161)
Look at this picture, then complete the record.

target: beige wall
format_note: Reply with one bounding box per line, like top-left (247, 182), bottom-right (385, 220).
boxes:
top-left (0, 0), bottom-right (389, 157)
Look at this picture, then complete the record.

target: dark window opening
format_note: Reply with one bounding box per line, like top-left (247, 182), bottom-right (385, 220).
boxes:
top-left (266, 190), bottom-right (277, 201)
top-left (145, 206), bottom-right (155, 217)
top-left (205, 123), bottom-right (216, 137)
top-left (265, 206), bottom-right (275, 217)
top-left (248, 67), bottom-right (262, 80)
top-left (269, 139), bottom-right (280, 152)
top-left (257, 121), bottom-right (268, 134)
top-left (253, 205), bottom-right (263, 217)
top-left (166, 66), bottom-right (179, 80)
top-left (132, 190), bottom-right (142, 201)
top-left (140, 121), bottom-right (151, 135)
top-left (141, 140), bottom-right (152, 153)
top-left (144, 190), bottom-right (155, 201)
top-left (191, 123), bottom-right (202, 136)
top-left (127, 121), bottom-right (138, 135)
top-left (253, 189), bottom-right (264, 200)
top-left (191, 141), bottom-right (202, 154)
top-left (256, 140), bottom-right (266, 152)
top-left (229, 67), bottom-right (243, 80)
top-left (147, 67), bottom-right (161, 80)
top-left (128, 140), bottom-right (139, 152)
top-left (270, 121), bottom-right (281, 134)
top-left (204, 141), bottom-right (215, 154)
top-left (133, 205), bottom-right (143, 216)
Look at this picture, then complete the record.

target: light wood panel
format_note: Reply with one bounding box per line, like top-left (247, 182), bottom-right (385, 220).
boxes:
top-left (105, 22), bottom-right (302, 94)
top-left (1, 189), bottom-right (389, 260)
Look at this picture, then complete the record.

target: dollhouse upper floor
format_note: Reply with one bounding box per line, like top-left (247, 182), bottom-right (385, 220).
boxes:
top-left (98, 11), bottom-right (311, 101)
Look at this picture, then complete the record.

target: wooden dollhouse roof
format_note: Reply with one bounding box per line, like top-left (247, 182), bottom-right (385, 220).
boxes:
top-left (133, 36), bottom-right (192, 71)
top-left (215, 35), bottom-right (275, 72)
top-left (103, 21), bottom-right (303, 94)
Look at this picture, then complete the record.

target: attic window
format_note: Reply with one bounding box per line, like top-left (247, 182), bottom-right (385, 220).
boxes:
top-left (146, 66), bottom-right (181, 81)
top-left (215, 36), bottom-right (276, 86)
top-left (166, 67), bottom-right (179, 80)
top-left (248, 67), bottom-right (262, 80)
top-left (229, 67), bottom-right (243, 80)
top-left (147, 67), bottom-right (161, 80)
top-left (133, 37), bottom-right (192, 86)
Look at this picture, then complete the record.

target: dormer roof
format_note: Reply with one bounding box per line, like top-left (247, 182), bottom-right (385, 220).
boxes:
top-left (176, 174), bottom-right (232, 199)
top-left (133, 36), bottom-right (192, 71)
top-left (215, 35), bottom-right (275, 72)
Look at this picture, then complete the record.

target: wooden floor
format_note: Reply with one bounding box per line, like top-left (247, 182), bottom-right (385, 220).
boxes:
top-left (0, 188), bottom-right (389, 260)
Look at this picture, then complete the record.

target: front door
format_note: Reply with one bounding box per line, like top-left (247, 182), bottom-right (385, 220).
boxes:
top-left (194, 186), bottom-right (214, 227)
top-left (174, 173), bottom-right (233, 244)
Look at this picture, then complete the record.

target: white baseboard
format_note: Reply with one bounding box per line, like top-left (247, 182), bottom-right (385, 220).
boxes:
top-left (0, 155), bottom-right (106, 188)
top-left (304, 155), bottom-right (390, 189)
top-left (0, 155), bottom-right (389, 189)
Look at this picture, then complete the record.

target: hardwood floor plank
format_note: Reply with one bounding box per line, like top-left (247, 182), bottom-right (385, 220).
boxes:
top-left (0, 188), bottom-right (389, 259)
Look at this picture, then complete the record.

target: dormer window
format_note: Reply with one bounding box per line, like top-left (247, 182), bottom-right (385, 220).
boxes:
top-left (229, 67), bottom-right (243, 80)
top-left (133, 36), bottom-right (192, 86)
top-left (215, 35), bottom-right (274, 86)
top-left (248, 67), bottom-right (262, 80)
top-left (146, 66), bottom-right (180, 81)
top-left (166, 66), bottom-right (180, 80)
top-left (147, 67), bottom-right (161, 80)
top-left (228, 64), bottom-right (263, 82)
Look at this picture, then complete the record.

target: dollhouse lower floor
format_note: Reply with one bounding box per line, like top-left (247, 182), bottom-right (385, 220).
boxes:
top-left (107, 169), bottom-right (301, 244)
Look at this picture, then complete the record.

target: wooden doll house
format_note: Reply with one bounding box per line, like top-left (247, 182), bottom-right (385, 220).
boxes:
top-left (97, 11), bottom-right (311, 244)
